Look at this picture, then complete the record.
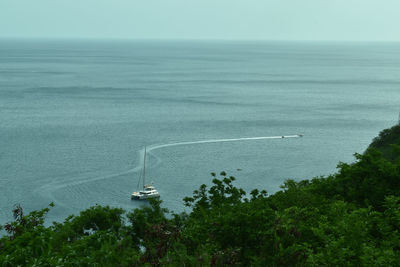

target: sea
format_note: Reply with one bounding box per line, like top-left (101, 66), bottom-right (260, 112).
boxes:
top-left (0, 39), bottom-right (399, 224)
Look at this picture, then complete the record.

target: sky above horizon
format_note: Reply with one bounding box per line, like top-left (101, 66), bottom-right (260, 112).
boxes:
top-left (0, 0), bottom-right (399, 41)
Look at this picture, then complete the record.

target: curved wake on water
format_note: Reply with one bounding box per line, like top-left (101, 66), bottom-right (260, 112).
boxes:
top-left (36, 135), bottom-right (303, 205)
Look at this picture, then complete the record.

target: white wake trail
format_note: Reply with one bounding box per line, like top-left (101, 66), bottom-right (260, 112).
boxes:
top-left (147, 135), bottom-right (301, 152)
top-left (138, 135), bottom-right (302, 174)
top-left (37, 134), bottom-right (303, 202)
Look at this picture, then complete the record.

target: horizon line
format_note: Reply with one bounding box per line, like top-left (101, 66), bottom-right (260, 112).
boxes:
top-left (1, 36), bottom-right (399, 44)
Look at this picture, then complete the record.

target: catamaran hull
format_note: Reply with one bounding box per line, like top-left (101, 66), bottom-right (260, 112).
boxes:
top-left (131, 193), bottom-right (160, 200)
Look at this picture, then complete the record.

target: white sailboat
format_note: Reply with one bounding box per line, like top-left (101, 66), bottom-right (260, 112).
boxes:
top-left (131, 147), bottom-right (160, 200)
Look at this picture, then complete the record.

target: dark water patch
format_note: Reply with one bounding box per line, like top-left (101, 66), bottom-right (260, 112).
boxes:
top-left (130, 78), bottom-right (400, 86)
top-left (145, 95), bottom-right (259, 107)
top-left (24, 86), bottom-right (152, 97)
top-left (324, 103), bottom-right (396, 112)
top-left (0, 69), bottom-right (74, 75)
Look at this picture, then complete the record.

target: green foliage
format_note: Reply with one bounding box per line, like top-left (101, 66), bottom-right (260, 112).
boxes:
top-left (2, 125), bottom-right (400, 265)
top-left (368, 124), bottom-right (400, 162)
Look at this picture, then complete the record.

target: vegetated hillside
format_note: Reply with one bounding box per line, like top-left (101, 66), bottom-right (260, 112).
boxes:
top-left (367, 124), bottom-right (400, 162)
top-left (2, 126), bottom-right (400, 266)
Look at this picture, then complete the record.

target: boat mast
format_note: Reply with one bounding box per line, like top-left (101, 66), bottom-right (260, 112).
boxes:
top-left (143, 146), bottom-right (146, 188)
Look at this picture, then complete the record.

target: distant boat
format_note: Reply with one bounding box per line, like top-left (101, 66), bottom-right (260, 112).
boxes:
top-left (131, 147), bottom-right (160, 200)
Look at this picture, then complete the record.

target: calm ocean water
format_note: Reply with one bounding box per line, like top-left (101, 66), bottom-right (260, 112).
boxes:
top-left (0, 39), bottom-right (399, 223)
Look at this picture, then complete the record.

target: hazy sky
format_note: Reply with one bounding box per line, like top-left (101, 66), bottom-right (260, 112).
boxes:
top-left (0, 0), bottom-right (399, 41)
